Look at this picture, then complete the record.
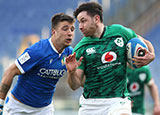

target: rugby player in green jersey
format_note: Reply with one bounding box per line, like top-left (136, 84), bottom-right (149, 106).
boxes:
top-left (127, 65), bottom-right (160, 115)
top-left (66, 2), bottom-right (155, 115)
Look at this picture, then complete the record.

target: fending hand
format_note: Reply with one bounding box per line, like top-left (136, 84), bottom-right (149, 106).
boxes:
top-left (66, 52), bottom-right (83, 74)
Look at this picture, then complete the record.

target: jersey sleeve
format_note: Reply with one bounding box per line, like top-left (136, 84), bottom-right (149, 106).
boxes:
top-left (123, 26), bottom-right (137, 40)
top-left (143, 66), bottom-right (152, 84)
top-left (15, 44), bottom-right (43, 74)
top-left (113, 24), bottom-right (137, 41)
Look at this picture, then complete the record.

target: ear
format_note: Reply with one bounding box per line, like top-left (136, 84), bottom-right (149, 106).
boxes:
top-left (94, 15), bottom-right (100, 24)
top-left (52, 28), bottom-right (56, 35)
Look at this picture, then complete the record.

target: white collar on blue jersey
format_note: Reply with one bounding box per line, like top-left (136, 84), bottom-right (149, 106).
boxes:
top-left (49, 38), bottom-right (62, 57)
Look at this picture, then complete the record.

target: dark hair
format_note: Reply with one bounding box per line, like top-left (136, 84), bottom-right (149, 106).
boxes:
top-left (73, 2), bottom-right (103, 22)
top-left (51, 13), bottom-right (75, 29)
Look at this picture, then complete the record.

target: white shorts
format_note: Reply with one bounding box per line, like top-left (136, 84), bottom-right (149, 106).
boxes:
top-left (78, 95), bottom-right (132, 115)
top-left (132, 113), bottom-right (143, 115)
top-left (3, 93), bottom-right (54, 115)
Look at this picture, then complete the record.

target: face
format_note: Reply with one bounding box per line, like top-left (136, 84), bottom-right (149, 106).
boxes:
top-left (77, 11), bottom-right (97, 37)
top-left (52, 21), bottom-right (75, 47)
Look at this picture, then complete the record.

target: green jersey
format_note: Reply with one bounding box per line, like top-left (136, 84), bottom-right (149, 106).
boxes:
top-left (127, 66), bottom-right (152, 114)
top-left (74, 24), bottom-right (137, 98)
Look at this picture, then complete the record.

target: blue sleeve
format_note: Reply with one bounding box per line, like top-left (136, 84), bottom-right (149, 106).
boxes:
top-left (15, 44), bottom-right (43, 74)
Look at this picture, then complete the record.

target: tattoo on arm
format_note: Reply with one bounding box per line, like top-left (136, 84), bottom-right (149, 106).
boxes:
top-left (0, 84), bottom-right (10, 94)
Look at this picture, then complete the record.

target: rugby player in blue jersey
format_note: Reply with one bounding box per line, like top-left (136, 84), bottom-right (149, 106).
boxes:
top-left (0, 13), bottom-right (75, 115)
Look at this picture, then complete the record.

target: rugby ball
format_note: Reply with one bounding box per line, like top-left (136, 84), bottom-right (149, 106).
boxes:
top-left (126, 37), bottom-right (148, 68)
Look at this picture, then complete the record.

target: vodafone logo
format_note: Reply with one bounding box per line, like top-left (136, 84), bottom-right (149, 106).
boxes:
top-left (101, 51), bottom-right (117, 63)
top-left (130, 82), bottom-right (139, 92)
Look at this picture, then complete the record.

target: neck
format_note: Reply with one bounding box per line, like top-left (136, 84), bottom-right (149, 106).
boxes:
top-left (94, 23), bottom-right (104, 38)
top-left (51, 36), bottom-right (64, 53)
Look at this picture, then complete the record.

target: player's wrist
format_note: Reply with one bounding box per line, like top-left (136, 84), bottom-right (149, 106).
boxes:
top-left (154, 103), bottom-right (160, 107)
top-left (68, 70), bottom-right (76, 75)
top-left (68, 69), bottom-right (76, 75)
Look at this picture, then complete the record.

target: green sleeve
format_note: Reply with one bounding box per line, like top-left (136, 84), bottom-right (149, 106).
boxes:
top-left (112, 24), bottom-right (137, 41)
top-left (143, 66), bottom-right (152, 84)
top-left (120, 25), bottom-right (137, 40)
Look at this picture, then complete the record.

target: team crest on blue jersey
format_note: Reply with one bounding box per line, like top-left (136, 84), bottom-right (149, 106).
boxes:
top-left (61, 55), bottom-right (67, 66)
top-left (114, 37), bottom-right (124, 47)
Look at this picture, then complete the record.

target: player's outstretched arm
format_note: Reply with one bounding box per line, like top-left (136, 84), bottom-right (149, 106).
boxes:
top-left (0, 63), bottom-right (21, 113)
top-left (148, 79), bottom-right (160, 115)
top-left (133, 35), bottom-right (155, 67)
top-left (66, 52), bottom-right (84, 90)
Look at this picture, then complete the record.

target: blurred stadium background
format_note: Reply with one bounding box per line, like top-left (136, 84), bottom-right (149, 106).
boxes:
top-left (0, 0), bottom-right (160, 114)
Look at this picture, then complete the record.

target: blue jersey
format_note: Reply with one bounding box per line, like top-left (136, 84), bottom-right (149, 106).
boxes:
top-left (12, 38), bottom-right (73, 107)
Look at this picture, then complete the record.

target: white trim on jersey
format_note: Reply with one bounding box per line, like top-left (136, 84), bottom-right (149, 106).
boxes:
top-left (49, 38), bottom-right (62, 57)
top-left (15, 60), bottom-right (25, 74)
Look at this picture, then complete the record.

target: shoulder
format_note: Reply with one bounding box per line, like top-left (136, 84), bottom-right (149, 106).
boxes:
top-left (31, 38), bottom-right (49, 49)
top-left (26, 38), bottom-right (49, 56)
top-left (74, 37), bottom-right (92, 52)
top-left (74, 38), bottom-right (84, 52)
top-left (139, 66), bottom-right (150, 71)
top-left (108, 24), bottom-right (137, 40)
top-left (64, 46), bottom-right (73, 54)
top-left (66, 46), bottom-right (73, 50)
top-left (108, 24), bottom-right (132, 32)
top-left (140, 66), bottom-right (150, 73)
top-left (107, 24), bottom-right (126, 30)
top-left (135, 66), bottom-right (150, 77)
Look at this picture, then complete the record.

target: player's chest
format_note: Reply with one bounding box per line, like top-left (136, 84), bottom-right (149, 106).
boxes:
top-left (38, 54), bottom-right (67, 70)
top-left (128, 73), bottom-right (147, 90)
top-left (83, 39), bottom-right (126, 62)
top-left (36, 54), bottom-right (68, 79)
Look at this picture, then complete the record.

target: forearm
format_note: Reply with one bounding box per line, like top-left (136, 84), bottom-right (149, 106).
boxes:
top-left (138, 35), bottom-right (155, 57)
top-left (0, 71), bottom-right (14, 100)
top-left (144, 40), bottom-right (155, 54)
top-left (149, 84), bottom-right (160, 106)
top-left (65, 53), bottom-right (84, 90)
top-left (67, 71), bottom-right (81, 90)
top-left (0, 64), bottom-right (20, 100)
